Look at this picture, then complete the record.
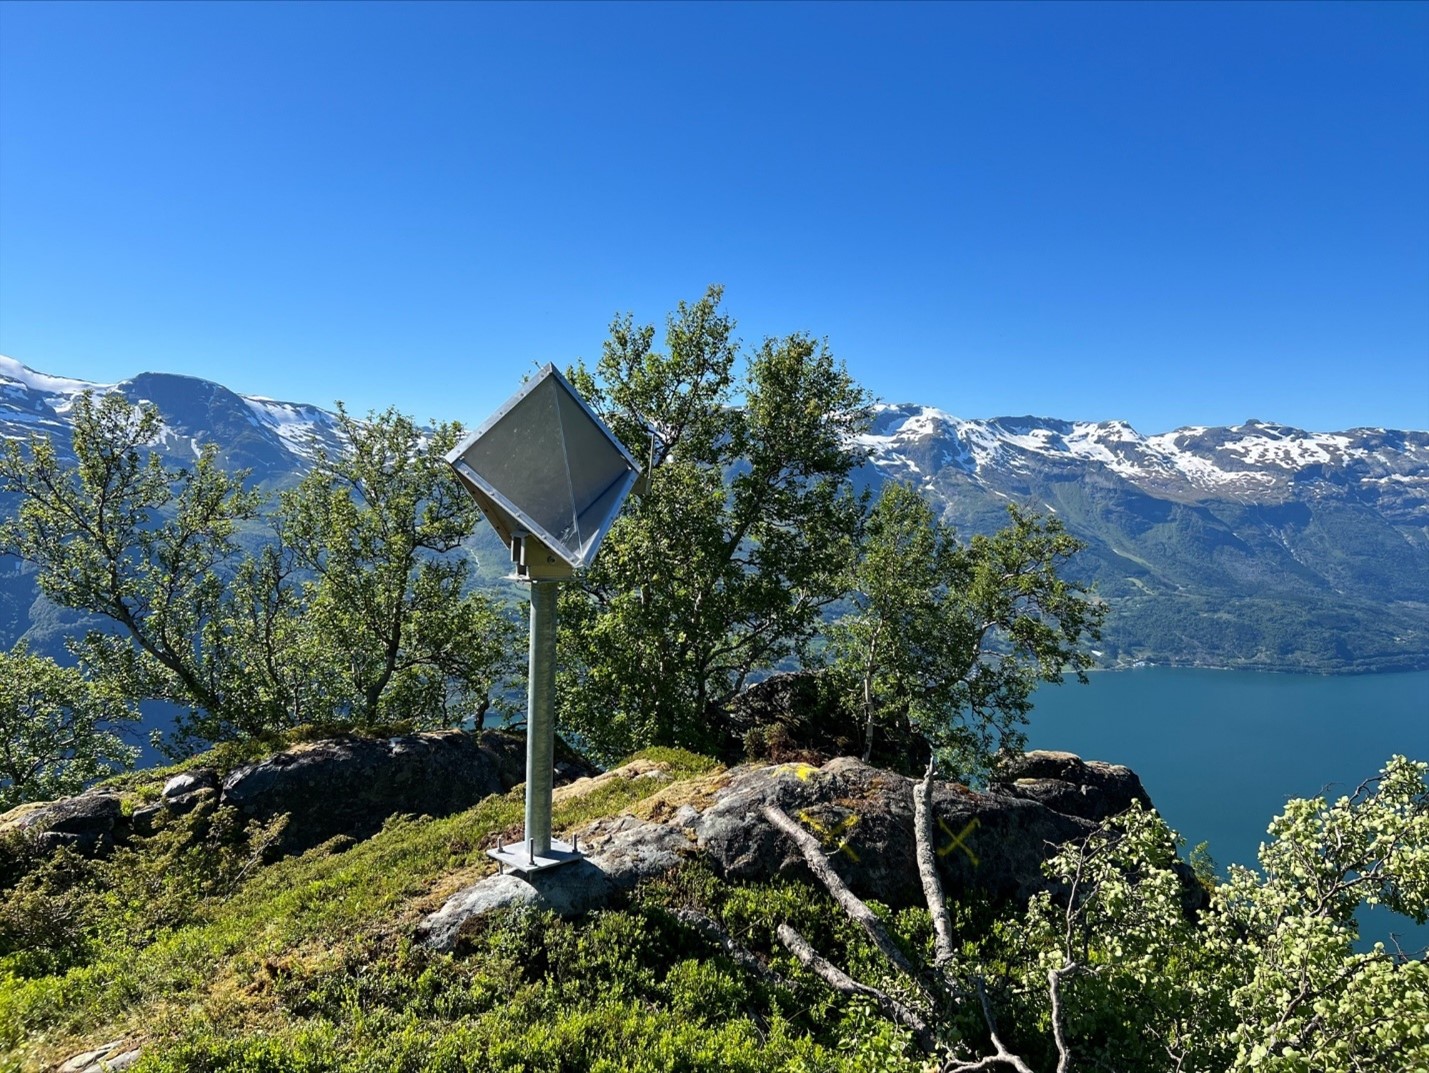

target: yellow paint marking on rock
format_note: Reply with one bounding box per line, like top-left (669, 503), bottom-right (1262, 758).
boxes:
top-left (798, 809), bottom-right (862, 862)
top-left (785, 762), bottom-right (821, 781)
top-left (938, 816), bottom-right (980, 866)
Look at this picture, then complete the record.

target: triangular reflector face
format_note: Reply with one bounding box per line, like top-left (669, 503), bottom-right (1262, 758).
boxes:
top-left (446, 366), bottom-right (640, 569)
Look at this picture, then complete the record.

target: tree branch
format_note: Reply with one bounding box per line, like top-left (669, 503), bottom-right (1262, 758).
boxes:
top-left (763, 802), bottom-right (935, 1006)
top-left (672, 909), bottom-right (785, 985)
top-left (914, 760), bottom-right (958, 968)
top-left (1048, 964), bottom-right (1077, 1073)
top-left (776, 923), bottom-right (936, 1054)
top-left (941, 977), bottom-right (1037, 1073)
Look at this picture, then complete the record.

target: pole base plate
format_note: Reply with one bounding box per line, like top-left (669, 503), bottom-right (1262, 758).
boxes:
top-left (487, 838), bottom-right (584, 876)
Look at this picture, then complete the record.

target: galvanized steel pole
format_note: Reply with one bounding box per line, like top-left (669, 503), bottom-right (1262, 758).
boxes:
top-left (524, 579), bottom-right (558, 856)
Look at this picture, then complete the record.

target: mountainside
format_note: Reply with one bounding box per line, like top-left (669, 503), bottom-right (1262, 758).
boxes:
top-left (4, 356), bottom-right (1427, 672)
top-left (0, 355), bottom-right (344, 481)
top-left (857, 405), bottom-right (1429, 671)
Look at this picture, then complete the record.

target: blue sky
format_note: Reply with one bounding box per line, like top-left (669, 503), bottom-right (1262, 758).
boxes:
top-left (1, 1), bottom-right (1426, 434)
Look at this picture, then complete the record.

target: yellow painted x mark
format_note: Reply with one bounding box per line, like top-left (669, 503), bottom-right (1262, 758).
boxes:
top-left (938, 817), bottom-right (980, 866)
top-left (798, 809), bottom-right (862, 863)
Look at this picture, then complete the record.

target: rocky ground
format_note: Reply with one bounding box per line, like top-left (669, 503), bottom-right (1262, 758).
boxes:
top-left (417, 748), bottom-right (1178, 950)
top-left (3, 730), bottom-right (1187, 1073)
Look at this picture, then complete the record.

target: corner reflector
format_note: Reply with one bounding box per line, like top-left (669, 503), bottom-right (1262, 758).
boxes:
top-left (445, 365), bottom-right (641, 577)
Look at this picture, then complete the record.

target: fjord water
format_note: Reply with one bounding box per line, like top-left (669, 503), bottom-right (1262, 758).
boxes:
top-left (1026, 668), bottom-right (1429, 951)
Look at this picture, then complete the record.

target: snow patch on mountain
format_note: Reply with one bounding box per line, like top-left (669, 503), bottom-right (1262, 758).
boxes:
top-left (243, 397), bottom-right (343, 461)
top-left (1, 356), bottom-right (345, 468)
top-left (859, 403), bottom-right (1429, 505)
top-left (6, 357), bottom-right (1426, 514)
top-left (0, 354), bottom-right (109, 400)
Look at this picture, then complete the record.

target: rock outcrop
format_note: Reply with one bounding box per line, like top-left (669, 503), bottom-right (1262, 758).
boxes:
top-left (1, 792), bottom-right (124, 858)
top-left (220, 730), bottom-right (548, 856)
top-left (992, 750), bottom-right (1152, 822)
top-left (419, 751), bottom-right (1166, 951)
top-left (0, 729), bottom-right (598, 869)
top-left (5, 722), bottom-right (1185, 959)
top-left (56, 1039), bottom-right (142, 1073)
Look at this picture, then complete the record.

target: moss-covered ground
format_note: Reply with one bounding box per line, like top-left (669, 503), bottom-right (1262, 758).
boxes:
top-left (1, 746), bottom-right (929, 1073)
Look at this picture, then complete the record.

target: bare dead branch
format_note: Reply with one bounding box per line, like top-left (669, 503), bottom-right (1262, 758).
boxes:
top-left (776, 923), bottom-right (936, 1054)
top-left (914, 759), bottom-right (958, 968)
top-left (1048, 963), bottom-right (1077, 1073)
top-left (941, 1052), bottom-right (1032, 1073)
top-left (763, 802), bottom-right (935, 1005)
top-left (940, 977), bottom-right (1038, 1073)
top-left (672, 908), bottom-right (785, 984)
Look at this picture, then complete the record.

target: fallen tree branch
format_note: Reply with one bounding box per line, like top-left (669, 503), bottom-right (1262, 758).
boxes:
top-left (673, 908), bottom-right (785, 984)
top-left (766, 790), bottom-right (1088, 1073)
top-left (762, 802), bottom-right (936, 1006)
top-left (914, 759), bottom-right (958, 968)
top-left (776, 922), bottom-right (936, 1054)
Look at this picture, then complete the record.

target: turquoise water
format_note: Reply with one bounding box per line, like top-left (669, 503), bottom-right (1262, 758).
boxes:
top-left (1025, 668), bottom-right (1429, 952)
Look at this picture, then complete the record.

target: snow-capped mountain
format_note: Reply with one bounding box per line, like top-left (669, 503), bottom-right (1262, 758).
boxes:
top-left (859, 403), bottom-right (1428, 524)
top-left (4, 358), bottom-right (1428, 672)
top-left (1, 355), bottom-right (344, 479)
top-left (854, 404), bottom-right (1428, 673)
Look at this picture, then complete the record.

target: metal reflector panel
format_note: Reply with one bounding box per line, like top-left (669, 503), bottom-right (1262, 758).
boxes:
top-left (446, 365), bottom-right (642, 873)
top-left (445, 365), bottom-right (640, 573)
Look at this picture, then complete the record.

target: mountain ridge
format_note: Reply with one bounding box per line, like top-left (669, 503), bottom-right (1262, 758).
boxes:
top-left (1, 355), bottom-right (346, 476)
top-left (859, 401), bottom-right (1428, 513)
top-left (4, 355), bottom-right (1427, 673)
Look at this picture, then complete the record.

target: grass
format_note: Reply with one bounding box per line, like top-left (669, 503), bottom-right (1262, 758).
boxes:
top-left (5, 745), bottom-right (902, 1073)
